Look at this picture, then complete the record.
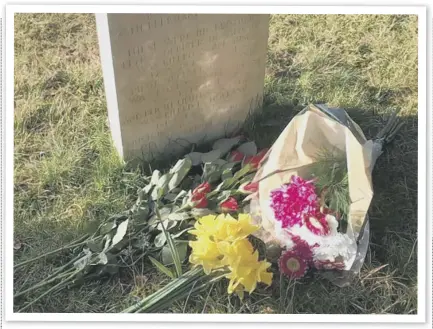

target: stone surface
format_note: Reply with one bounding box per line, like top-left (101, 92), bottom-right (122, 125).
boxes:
top-left (96, 13), bottom-right (269, 161)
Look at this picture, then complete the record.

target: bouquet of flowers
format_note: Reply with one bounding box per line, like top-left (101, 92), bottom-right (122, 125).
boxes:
top-left (247, 104), bottom-right (401, 286)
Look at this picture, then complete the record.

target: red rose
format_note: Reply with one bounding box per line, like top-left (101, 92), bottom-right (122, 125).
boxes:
top-left (243, 148), bottom-right (269, 169)
top-left (228, 150), bottom-right (245, 162)
top-left (191, 193), bottom-right (208, 208)
top-left (220, 197), bottom-right (239, 213)
top-left (192, 182), bottom-right (211, 196)
top-left (238, 181), bottom-right (259, 194)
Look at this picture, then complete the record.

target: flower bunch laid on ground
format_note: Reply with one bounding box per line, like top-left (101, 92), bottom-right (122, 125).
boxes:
top-left (189, 213), bottom-right (273, 298)
top-left (247, 104), bottom-right (402, 287)
top-left (14, 134), bottom-right (271, 313)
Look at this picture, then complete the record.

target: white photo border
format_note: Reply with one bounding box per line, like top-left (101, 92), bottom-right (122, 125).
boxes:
top-left (2, 3), bottom-right (431, 327)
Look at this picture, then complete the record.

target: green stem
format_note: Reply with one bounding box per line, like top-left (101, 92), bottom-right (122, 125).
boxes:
top-left (14, 254), bottom-right (82, 299)
top-left (14, 269), bottom-right (74, 299)
top-left (136, 272), bottom-right (226, 313)
top-left (121, 267), bottom-right (203, 313)
top-left (155, 207), bottom-right (182, 278)
top-left (14, 235), bottom-right (90, 269)
top-left (17, 270), bottom-right (78, 312)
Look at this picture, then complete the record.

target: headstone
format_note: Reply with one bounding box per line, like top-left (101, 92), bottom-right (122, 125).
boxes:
top-left (96, 14), bottom-right (269, 161)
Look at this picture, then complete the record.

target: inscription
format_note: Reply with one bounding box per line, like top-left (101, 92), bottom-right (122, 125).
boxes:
top-left (104, 14), bottom-right (269, 160)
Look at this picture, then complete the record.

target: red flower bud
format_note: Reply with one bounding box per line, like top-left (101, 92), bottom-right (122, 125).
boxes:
top-left (220, 197), bottom-right (238, 213)
top-left (243, 148), bottom-right (269, 170)
top-left (238, 181), bottom-right (259, 194)
top-left (228, 150), bottom-right (245, 162)
top-left (192, 182), bottom-right (211, 196)
top-left (191, 193), bottom-right (208, 209)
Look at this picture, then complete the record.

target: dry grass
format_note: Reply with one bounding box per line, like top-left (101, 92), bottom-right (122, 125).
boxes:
top-left (13, 13), bottom-right (418, 314)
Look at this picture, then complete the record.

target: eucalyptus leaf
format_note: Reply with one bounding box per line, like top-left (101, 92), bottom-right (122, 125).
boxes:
top-left (213, 159), bottom-right (228, 166)
top-left (212, 136), bottom-right (242, 155)
top-left (73, 248), bottom-right (92, 271)
top-left (221, 177), bottom-right (237, 189)
top-left (168, 158), bottom-right (193, 192)
top-left (214, 181), bottom-right (225, 192)
top-left (152, 173), bottom-right (173, 200)
top-left (237, 141), bottom-right (257, 156)
top-left (148, 215), bottom-right (158, 227)
top-left (207, 171), bottom-right (222, 184)
top-left (100, 221), bottom-right (117, 235)
top-left (156, 219), bottom-right (177, 231)
top-left (102, 235), bottom-right (111, 252)
top-left (182, 194), bottom-right (190, 207)
top-left (221, 168), bottom-right (233, 181)
top-left (201, 149), bottom-right (222, 163)
top-left (185, 152), bottom-right (203, 166)
top-left (174, 190), bottom-right (187, 202)
top-left (97, 253), bottom-right (108, 265)
top-left (161, 242), bottom-right (188, 265)
top-left (221, 162), bottom-right (238, 171)
top-left (169, 157), bottom-right (192, 175)
top-left (155, 207), bottom-right (182, 277)
top-left (168, 212), bottom-right (191, 221)
top-left (172, 227), bottom-right (193, 238)
top-left (232, 164), bottom-right (252, 181)
top-left (137, 188), bottom-right (146, 203)
top-left (159, 207), bottom-right (171, 220)
top-left (142, 183), bottom-right (153, 194)
top-left (190, 208), bottom-right (216, 218)
top-left (111, 219), bottom-right (129, 247)
top-left (202, 163), bottom-right (222, 184)
top-left (150, 170), bottom-right (161, 185)
top-left (239, 173), bottom-right (256, 185)
top-left (164, 193), bottom-right (178, 202)
top-left (154, 232), bottom-right (167, 248)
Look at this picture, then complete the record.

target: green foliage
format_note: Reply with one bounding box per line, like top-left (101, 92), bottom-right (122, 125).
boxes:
top-left (309, 149), bottom-right (351, 231)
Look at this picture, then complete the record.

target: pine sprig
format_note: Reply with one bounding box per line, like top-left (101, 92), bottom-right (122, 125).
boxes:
top-left (309, 148), bottom-right (351, 232)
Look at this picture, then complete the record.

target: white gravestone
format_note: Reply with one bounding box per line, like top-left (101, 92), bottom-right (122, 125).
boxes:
top-left (96, 14), bottom-right (270, 161)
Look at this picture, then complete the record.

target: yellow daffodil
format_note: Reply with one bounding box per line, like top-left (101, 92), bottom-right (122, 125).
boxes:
top-left (226, 259), bottom-right (273, 295)
top-left (189, 236), bottom-right (222, 274)
top-left (218, 239), bottom-right (256, 266)
top-left (188, 212), bottom-right (273, 295)
top-left (222, 239), bottom-right (273, 295)
top-left (220, 213), bottom-right (259, 242)
top-left (189, 214), bottom-right (221, 238)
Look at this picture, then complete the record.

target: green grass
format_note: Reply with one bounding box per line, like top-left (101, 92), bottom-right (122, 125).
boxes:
top-left (14, 13), bottom-right (418, 314)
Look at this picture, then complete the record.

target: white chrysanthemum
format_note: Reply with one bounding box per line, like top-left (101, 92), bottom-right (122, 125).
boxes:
top-left (271, 213), bottom-right (356, 269)
top-left (313, 233), bottom-right (356, 263)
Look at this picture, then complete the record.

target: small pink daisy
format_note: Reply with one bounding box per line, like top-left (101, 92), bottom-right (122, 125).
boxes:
top-left (279, 249), bottom-right (308, 279)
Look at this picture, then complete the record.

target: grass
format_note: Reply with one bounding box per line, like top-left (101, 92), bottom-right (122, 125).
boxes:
top-left (13, 13), bottom-right (418, 314)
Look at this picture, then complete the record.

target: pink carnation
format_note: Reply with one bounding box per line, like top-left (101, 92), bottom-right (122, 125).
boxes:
top-left (270, 175), bottom-right (319, 228)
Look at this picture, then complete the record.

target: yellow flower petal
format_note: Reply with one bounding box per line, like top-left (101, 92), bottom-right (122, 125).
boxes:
top-left (259, 272), bottom-right (273, 286)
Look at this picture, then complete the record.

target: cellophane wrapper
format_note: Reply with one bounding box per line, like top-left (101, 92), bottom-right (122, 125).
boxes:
top-left (248, 104), bottom-right (383, 287)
